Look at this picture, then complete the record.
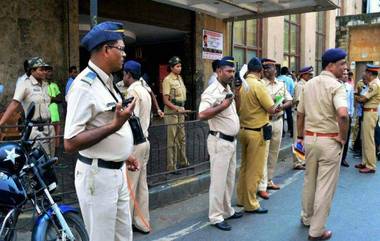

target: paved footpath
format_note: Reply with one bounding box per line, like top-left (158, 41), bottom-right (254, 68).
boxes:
top-left (16, 152), bottom-right (380, 241)
top-left (135, 153), bottom-right (380, 241)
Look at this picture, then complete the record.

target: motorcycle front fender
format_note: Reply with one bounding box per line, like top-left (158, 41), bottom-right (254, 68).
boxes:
top-left (31, 204), bottom-right (79, 241)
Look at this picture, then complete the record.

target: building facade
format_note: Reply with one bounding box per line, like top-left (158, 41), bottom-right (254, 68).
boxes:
top-left (1, 0), bottom-right (369, 110)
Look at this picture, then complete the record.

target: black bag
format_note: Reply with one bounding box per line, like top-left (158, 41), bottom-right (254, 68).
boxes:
top-left (129, 114), bottom-right (146, 145)
top-left (263, 124), bottom-right (272, 141)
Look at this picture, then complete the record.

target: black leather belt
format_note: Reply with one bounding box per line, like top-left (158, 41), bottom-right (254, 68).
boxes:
top-left (78, 154), bottom-right (124, 169)
top-left (209, 130), bottom-right (235, 142)
top-left (31, 119), bottom-right (50, 124)
top-left (240, 126), bottom-right (261, 132)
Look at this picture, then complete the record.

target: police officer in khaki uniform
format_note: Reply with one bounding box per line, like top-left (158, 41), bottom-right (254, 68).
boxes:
top-left (297, 48), bottom-right (348, 240)
top-left (257, 59), bottom-right (293, 200)
top-left (162, 56), bottom-right (190, 171)
top-left (355, 64), bottom-right (380, 173)
top-left (123, 60), bottom-right (152, 234)
top-left (199, 56), bottom-right (243, 231)
top-left (64, 21), bottom-right (139, 241)
top-left (236, 57), bottom-right (280, 213)
top-left (0, 57), bottom-right (55, 156)
top-left (292, 66), bottom-right (313, 170)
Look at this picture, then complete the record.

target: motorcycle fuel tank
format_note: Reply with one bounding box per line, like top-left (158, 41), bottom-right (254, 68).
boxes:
top-left (0, 142), bottom-right (27, 175)
top-left (0, 171), bottom-right (26, 208)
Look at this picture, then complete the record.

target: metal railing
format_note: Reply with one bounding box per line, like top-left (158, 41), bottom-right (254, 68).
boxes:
top-left (0, 114), bottom-right (210, 203)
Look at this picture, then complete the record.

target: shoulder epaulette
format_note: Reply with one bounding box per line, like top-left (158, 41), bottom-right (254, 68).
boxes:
top-left (81, 71), bottom-right (97, 86)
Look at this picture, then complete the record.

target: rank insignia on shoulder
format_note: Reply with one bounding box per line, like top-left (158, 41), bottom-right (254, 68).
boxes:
top-left (369, 87), bottom-right (373, 93)
top-left (81, 71), bottom-right (97, 86)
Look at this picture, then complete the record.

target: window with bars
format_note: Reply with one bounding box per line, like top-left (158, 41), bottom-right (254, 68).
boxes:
top-left (315, 12), bottom-right (326, 74)
top-left (232, 19), bottom-right (262, 69)
top-left (283, 15), bottom-right (300, 72)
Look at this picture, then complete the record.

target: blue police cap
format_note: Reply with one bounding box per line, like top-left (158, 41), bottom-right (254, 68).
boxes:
top-left (261, 58), bottom-right (276, 66)
top-left (219, 56), bottom-right (235, 68)
top-left (321, 48), bottom-right (346, 65)
top-left (81, 21), bottom-right (124, 52)
top-left (247, 57), bottom-right (262, 72)
top-left (299, 66), bottom-right (313, 75)
top-left (366, 64), bottom-right (380, 73)
top-left (123, 60), bottom-right (141, 77)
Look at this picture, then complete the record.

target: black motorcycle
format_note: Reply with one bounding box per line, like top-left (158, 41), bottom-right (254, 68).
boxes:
top-left (0, 103), bottom-right (88, 241)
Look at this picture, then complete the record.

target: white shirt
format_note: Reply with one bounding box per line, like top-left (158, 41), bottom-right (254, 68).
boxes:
top-left (127, 81), bottom-right (152, 138)
top-left (207, 72), bottom-right (218, 86)
top-left (64, 61), bottom-right (133, 162)
top-left (199, 80), bottom-right (240, 136)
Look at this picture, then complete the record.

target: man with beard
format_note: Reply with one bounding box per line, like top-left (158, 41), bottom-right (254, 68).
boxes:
top-left (355, 64), bottom-right (380, 173)
top-left (236, 57), bottom-right (280, 214)
top-left (257, 58), bottom-right (293, 200)
top-left (64, 21), bottom-right (139, 241)
top-left (199, 56), bottom-right (243, 231)
top-left (340, 68), bottom-right (354, 167)
top-left (292, 66), bottom-right (314, 170)
top-left (298, 48), bottom-right (348, 240)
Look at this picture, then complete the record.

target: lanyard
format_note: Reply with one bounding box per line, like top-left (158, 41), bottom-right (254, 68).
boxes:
top-left (87, 65), bottom-right (125, 102)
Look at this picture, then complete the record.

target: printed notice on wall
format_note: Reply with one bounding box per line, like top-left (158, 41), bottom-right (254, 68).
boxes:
top-left (202, 29), bottom-right (223, 60)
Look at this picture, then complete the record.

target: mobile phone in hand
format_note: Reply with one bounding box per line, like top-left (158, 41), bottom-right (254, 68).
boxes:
top-left (108, 97), bottom-right (134, 111)
top-left (225, 93), bottom-right (234, 99)
top-left (122, 96), bottom-right (134, 107)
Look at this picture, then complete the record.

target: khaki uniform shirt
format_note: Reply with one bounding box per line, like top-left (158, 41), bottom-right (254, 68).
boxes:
top-left (199, 80), bottom-right (240, 136)
top-left (239, 74), bottom-right (274, 128)
top-left (64, 61), bottom-right (133, 162)
top-left (162, 72), bottom-right (186, 102)
top-left (127, 81), bottom-right (152, 138)
top-left (355, 79), bottom-right (365, 93)
top-left (294, 78), bottom-right (307, 107)
top-left (363, 78), bottom-right (380, 108)
top-left (298, 71), bottom-right (347, 133)
top-left (263, 78), bottom-right (293, 118)
top-left (13, 75), bottom-right (51, 121)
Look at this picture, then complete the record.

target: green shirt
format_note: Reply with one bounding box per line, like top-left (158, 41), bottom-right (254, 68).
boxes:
top-left (48, 82), bottom-right (61, 122)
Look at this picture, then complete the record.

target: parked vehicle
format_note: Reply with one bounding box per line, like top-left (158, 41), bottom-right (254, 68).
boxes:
top-left (0, 103), bottom-right (88, 241)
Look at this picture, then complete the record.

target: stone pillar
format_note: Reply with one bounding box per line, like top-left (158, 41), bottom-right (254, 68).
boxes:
top-left (300, 12), bottom-right (316, 69)
top-left (262, 16), bottom-right (284, 63)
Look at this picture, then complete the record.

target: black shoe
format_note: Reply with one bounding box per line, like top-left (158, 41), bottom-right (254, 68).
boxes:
top-left (213, 221), bottom-right (231, 231)
top-left (300, 218), bottom-right (310, 227)
top-left (132, 225), bottom-right (150, 235)
top-left (341, 160), bottom-right (350, 167)
top-left (245, 207), bottom-right (268, 214)
top-left (226, 211), bottom-right (243, 220)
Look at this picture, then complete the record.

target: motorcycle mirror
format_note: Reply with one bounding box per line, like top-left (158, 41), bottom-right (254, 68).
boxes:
top-left (25, 102), bottom-right (36, 121)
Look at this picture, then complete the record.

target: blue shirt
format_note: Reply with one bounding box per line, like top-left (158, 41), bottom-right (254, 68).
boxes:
top-left (356, 85), bottom-right (368, 117)
top-left (277, 75), bottom-right (295, 96)
top-left (65, 77), bottom-right (74, 95)
top-left (344, 82), bottom-right (354, 118)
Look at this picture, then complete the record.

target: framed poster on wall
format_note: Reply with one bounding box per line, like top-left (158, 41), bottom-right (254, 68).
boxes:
top-left (202, 29), bottom-right (223, 60)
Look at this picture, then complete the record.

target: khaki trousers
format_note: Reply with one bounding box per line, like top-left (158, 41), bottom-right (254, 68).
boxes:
top-left (259, 118), bottom-right (283, 191)
top-left (75, 161), bottom-right (132, 241)
top-left (127, 141), bottom-right (150, 232)
top-left (301, 136), bottom-right (342, 237)
top-left (208, 135), bottom-right (236, 224)
top-left (361, 112), bottom-right (378, 169)
top-left (30, 125), bottom-right (55, 157)
top-left (164, 107), bottom-right (189, 171)
top-left (237, 129), bottom-right (267, 211)
top-left (292, 111), bottom-right (305, 167)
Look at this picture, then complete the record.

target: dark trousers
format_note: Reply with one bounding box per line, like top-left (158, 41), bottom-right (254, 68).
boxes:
top-left (352, 117), bottom-right (362, 153)
top-left (284, 107), bottom-right (293, 133)
top-left (342, 117), bottom-right (352, 162)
